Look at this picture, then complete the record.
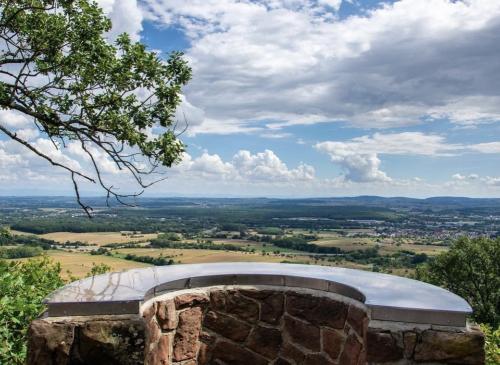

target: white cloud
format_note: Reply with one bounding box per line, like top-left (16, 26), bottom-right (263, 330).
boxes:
top-left (15, 128), bottom-right (39, 141)
top-left (468, 142), bottom-right (500, 154)
top-left (315, 132), bottom-right (464, 182)
top-left (0, 147), bottom-right (25, 168)
top-left (452, 173), bottom-right (479, 181)
top-left (140, 0), bottom-right (500, 133)
top-left (232, 149), bottom-right (315, 182)
top-left (0, 109), bottom-right (31, 128)
top-left (449, 173), bottom-right (500, 188)
top-left (173, 149), bottom-right (315, 183)
top-left (97, 0), bottom-right (143, 41)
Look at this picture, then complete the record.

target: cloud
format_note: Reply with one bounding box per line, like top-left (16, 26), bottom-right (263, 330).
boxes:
top-left (140, 0), bottom-right (500, 133)
top-left (452, 173), bottom-right (479, 181)
top-left (174, 149), bottom-right (315, 183)
top-left (468, 142), bottom-right (500, 154)
top-left (315, 132), bottom-right (464, 182)
top-left (0, 109), bottom-right (31, 128)
top-left (232, 149), bottom-right (315, 182)
top-left (450, 173), bottom-right (500, 187)
top-left (15, 128), bottom-right (39, 141)
top-left (315, 130), bottom-right (500, 183)
top-left (97, 0), bottom-right (143, 41)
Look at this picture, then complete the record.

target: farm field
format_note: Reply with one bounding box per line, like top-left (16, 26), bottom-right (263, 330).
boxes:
top-left (116, 247), bottom-right (305, 264)
top-left (13, 250), bottom-right (150, 278)
top-left (11, 247), bottom-right (371, 280)
top-left (39, 231), bottom-right (158, 246)
top-left (114, 247), bottom-right (370, 270)
top-left (311, 236), bottom-right (447, 256)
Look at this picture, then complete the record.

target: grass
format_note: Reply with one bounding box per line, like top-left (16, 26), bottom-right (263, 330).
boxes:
top-left (38, 231), bottom-right (158, 246)
top-left (312, 236), bottom-right (447, 256)
top-left (8, 229), bottom-right (439, 280)
top-left (115, 247), bottom-right (301, 264)
top-left (12, 250), bottom-right (150, 278)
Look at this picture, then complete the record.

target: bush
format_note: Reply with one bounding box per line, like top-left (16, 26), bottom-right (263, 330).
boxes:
top-left (0, 234), bottom-right (55, 250)
top-left (256, 227), bottom-right (283, 235)
top-left (123, 254), bottom-right (174, 266)
top-left (0, 257), bottom-right (64, 364)
top-left (86, 262), bottom-right (112, 277)
top-left (480, 324), bottom-right (500, 365)
top-left (0, 246), bottom-right (42, 259)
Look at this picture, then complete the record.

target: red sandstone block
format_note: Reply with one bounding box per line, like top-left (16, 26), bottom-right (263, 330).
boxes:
top-left (203, 310), bottom-right (252, 342)
top-left (156, 300), bottom-right (177, 331)
top-left (246, 325), bottom-right (282, 360)
top-left (211, 340), bottom-right (268, 365)
top-left (283, 315), bottom-right (321, 352)
top-left (339, 333), bottom-right (363, 365)
top-left (286, 292), bottom-right (348, 329)
top-left (173, 307), bottom-right (203, 361)
top-left (174, 293), bottom-right (209, 309)
top-left (322, 327), bottom-right (345, 360)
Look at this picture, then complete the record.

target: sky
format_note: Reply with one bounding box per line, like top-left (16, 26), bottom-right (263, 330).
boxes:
top-left (1, 0), bottom-right (500, 198)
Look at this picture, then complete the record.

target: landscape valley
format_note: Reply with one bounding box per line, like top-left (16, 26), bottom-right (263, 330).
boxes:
top-left (2, 196), bottom-right (498, 278)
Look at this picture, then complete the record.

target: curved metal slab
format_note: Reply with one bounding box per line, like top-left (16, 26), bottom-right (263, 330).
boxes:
top-left (44, 262), bottom-right (472, 326)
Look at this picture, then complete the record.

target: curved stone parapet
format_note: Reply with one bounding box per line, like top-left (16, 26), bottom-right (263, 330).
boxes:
top-left (44, 262), bottom-right (471, 326)
top-left (29, 263), bottom-right (485, 365)
top-left (142, 286), bottom-right (369, 365)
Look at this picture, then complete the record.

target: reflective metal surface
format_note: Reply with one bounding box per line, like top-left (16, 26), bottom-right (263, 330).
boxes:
top-left (44, 262), bottom-right (472, 326)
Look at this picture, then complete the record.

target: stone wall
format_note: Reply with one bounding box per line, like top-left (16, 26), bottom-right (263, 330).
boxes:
top-left (366, 321), bottom-right (485, 364)
top-left (28, 315), bottom-right (145, 365)
top-left (27, 285), bottom-right (485, 365)
top-left (142, 286), bottom-right (368, 365)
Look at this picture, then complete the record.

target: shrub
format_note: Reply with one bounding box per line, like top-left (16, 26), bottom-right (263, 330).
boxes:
top-left (0, 246), bottom-right (42, 259)
top-left (0, 257), bottom-right (64, 364)
top-left (480, 324), bottom-right (500, 365)
top-left (123, 254), bottom-right (174, 266)
top-left (86, 262), bottom-right (112, 277)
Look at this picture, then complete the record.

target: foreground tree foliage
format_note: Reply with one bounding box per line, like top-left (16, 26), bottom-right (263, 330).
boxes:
top-left (0, 258), bottom-right (64, 364)
top-left (416, 237), bottom-right (500, 327)
top-left (0, 0), bottom-right (191, 214)
top-left (0, 258), bottom-right (112, 364)
top-left (480, 324), bottom-right (500, 365)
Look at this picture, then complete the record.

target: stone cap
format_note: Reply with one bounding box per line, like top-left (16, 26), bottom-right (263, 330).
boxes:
top-left (44, 262), bottom-right (472, 326)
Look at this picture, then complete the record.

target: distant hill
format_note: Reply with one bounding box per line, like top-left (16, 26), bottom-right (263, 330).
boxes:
top-left (1, 195), bottom-right (500, 211)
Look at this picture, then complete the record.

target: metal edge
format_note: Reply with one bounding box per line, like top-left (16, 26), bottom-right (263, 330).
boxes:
top-left (149, 273), bottom-right (366, 303)
top-left (47, 300), bottom-right (140, 317)
top-left (369, 305), bottom-right (468, 327)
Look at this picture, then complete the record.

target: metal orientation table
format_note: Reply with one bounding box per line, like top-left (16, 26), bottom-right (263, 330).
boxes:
top-left (44, 262), bottom-right (472, 326)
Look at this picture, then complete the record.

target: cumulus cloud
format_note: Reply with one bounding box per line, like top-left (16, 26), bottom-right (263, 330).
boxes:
top-left (0, 109), bottom-right (31, 128)
top-left (315, 132), bottom-right (464, 182)
top-left (449, 173), bottom-right (500, 188)
top-left (315, 130), bottom-right (500, 183)
top-left (468, 142), bottom-right (500, 154)
top-left (173, 149), bottom-right (315, 183)
top-left (452, 173), bottom-right (479, 181)
top-left (139, 0), bottom-right (500, 134)
top-left (232, 150), bottom-right (315, 181)
top-left (97, 0), bottom-right (143, 41)
top-left (15, 128), bottom-right (39, 141)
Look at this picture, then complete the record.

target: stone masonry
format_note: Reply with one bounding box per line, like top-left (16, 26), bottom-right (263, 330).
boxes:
top-left (27, 285), bottom-right (485, 365)
top-left (142, 287), bottom-right (368, 365)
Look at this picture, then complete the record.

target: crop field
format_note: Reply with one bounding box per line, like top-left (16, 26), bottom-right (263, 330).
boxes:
top-left (115, 247), bottom-right (303, 264)
top-left (13, 250), bottom-right (150, 278)
top-left (39, 231), bottom-right (158, 246)
top-left (375, 242), bottom-right (448, 255)
top-left (311, 235), bottom-right (447, 256)
top-left (311, 237), bottom-right (374, 250)
top-left (113, 247), bottom-right (371, 270)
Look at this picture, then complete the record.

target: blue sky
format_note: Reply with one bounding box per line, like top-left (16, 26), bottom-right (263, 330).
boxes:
top-left (1, 0), bottom-right (500, 197)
